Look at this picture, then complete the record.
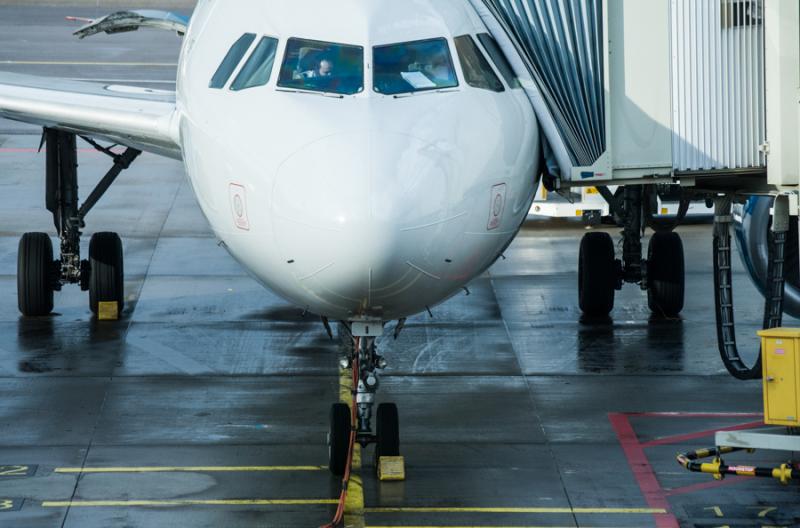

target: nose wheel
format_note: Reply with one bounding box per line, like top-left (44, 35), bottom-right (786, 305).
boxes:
top-left (328, 403), bottom-right (351, 476)
top-left (375, 402), bottom-right (400, 460)
top-left (327, 336), bottom-right (400, 476)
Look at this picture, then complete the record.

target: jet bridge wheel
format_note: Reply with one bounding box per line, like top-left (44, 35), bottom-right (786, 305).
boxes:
top-left (578, 232), bottom-right (617, 317)
top-left (647, 231), bottom-right (685, 317)
top-left (375, 402), bottom-right (400, 462)
top-left (17, 233), bottom-right (55, 316)
top-left (88, 232), bottom-right (124, 315)
top-left (329, 402), bottom-right (351, 476)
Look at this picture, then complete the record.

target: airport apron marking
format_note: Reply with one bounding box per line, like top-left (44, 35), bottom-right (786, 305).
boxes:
top-left (340, 366), bottom-right (365, 528)
top-left (0, 465), bottom-right (35, 477)
top-left (54, 465), bottom-right (325, 473)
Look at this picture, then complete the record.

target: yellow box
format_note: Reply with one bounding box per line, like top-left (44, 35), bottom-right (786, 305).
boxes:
top-left (377, 456), bottom-right (405, 481)
top-left (758, 328), bottom-right (800, 426)
top-left (97, 301), bottom-right (119, 321)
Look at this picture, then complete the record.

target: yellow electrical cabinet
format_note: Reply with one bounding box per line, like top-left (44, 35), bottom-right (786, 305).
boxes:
top-left (757, 328), bottom-right (800, 426)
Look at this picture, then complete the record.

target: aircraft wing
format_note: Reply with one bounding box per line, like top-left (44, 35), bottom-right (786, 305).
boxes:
top-left (0, 71), bottom-right (181, 160)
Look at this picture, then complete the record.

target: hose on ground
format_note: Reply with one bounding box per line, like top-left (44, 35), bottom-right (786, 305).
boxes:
top-left (713, 197), bottom-right (786, 380)
top-left (677, 445), bottom-right (797, 485)
top-left (321, 338), bottom-right (360, 528)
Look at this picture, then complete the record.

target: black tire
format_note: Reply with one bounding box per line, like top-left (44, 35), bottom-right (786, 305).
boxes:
top-left (17, 233), bottom-right (54, 316)
top-left (578, 232), bottom-right (616, 316)
top-left (647, 231), bottom-right (685, 317)
top-left (375, 403), bottom-right (400, 460)
top-left (89, 232), bottom-right (124, 315)
top-left (328, 403), bottom-right (351, 476)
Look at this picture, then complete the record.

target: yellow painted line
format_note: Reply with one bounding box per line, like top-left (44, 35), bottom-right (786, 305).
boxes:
top-left (42, 499), bottom-right (337, 508)
top-left (55, 466), bottom-right (325, 474)
top-left (0, 60), bottom-right (177, 67)
top-left (365, 507), bottom-right (666, 514)
top-left (340, 366), bottom-right (365, 528)
top-left (344, 474), bottom-right (365, 527)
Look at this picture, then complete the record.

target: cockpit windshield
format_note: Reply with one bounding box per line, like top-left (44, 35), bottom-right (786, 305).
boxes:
top-left (373, 38), bottom-right (458, 96)
top-left (277, 38), bottom-right (364, 95)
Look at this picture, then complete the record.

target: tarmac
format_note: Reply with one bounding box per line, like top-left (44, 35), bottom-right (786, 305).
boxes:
top-left (0, 4), bottom-right (797, 528)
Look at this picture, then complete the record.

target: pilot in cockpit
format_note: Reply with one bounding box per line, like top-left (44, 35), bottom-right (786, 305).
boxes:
top-left (302, 57), bottom-right (334, 79)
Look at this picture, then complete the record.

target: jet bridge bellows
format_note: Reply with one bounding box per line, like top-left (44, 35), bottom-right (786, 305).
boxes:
top-left (479, 0), bottom-right (606, 170)
top-left (470, 0), bottom-right (786, 189)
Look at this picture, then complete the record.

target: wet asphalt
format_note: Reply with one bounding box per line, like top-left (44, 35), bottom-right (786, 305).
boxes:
top-left (0, 5), bottom-right (798, 528)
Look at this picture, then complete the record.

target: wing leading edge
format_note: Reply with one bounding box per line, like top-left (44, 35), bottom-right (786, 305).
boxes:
top-left (0, 72), bottom-right (181, 160)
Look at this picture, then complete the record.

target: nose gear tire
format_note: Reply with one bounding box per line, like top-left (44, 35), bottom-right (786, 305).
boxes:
top-left (375, 402), bottom-right (400, 460)
top-left (578, 232), bottom-right (616, 316)
top-left (17, 233), bottom-right (55, 316)
top-left (647, 231), bottom-right (685, 317)
top-left (89, 232), bottom-right (124, 315)
top-left (329, 403), bottom-right (351, 476)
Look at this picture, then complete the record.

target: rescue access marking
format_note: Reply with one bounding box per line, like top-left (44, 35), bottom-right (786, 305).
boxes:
top-left (54, 465), bottom-right (325, 473)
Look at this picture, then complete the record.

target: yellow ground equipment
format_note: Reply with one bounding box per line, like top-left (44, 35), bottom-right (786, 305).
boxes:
top-left (97, 301), bottom-right (120, 321)
top-left (758, 328), bottom-right (800, 426)
top-left (377, 456), bottom-right (405, 482)
top-left (676, 328), bottom-right (800, 485)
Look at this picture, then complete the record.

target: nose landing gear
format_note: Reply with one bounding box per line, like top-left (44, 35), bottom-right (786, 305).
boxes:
top-left (578, 185), bottom-right (686, 318)
top-left (328, 334), bottom-right (400, 476)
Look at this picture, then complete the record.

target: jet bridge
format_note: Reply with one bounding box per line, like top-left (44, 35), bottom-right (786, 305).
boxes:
top-left (469, 0), bottom-right (799, 189)
top-left (469, 0), bottom-right (800, 379)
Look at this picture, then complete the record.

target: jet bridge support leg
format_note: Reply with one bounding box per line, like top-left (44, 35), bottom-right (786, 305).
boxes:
top-left (17, 128), bottom-right (140, 318)
top-left (578, 185), bottom-right (685, 318)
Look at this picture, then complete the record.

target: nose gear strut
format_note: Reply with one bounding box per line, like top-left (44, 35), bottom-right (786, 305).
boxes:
top-left (327, 329), bottom-right (401, 468)
top-left (347, 337), bottom-right (389, 446)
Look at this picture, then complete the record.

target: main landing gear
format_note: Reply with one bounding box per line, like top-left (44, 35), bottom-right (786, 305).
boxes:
top-left (328, 334), bottom-right (400, 476)
top-left (578, 185), bottom-right (686, 318)
top-left (17, 129), bottom-right (140, 317)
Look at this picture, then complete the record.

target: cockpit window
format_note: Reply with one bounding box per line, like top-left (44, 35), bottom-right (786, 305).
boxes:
top-left (210, 33), bottom-right (256, 89)
top-left (477, 33), bottom-right (522, 89)
top-left (373, 38), bottom-right (458, 95)
top-left (454, 35), bottom-right (504, 93)
top-left (231, 36), bottom-right (279, 91)
top-left (277, 38), bottom-right (364, 95)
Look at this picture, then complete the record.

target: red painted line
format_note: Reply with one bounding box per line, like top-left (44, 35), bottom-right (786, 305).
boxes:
top-left (641, 420), bottom-right (764, 447)
top-left (664, 476), bottom-right (746, 497)
top-left (626, 412), bottom-right (762, 418)
top-left (608, 412), bottom-right (680, 528)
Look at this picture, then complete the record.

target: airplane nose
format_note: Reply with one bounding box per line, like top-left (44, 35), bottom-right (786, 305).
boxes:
top-left (271, 131), bottom-right (464, 317)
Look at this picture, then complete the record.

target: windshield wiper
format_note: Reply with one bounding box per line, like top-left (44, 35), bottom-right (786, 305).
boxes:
top-left (276, 88), bottom-right (345, 99)
top-left (392, 88), bottom-right (459, 99)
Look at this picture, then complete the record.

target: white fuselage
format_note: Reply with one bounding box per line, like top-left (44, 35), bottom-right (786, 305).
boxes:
top-left (176, 0), bottom-right (540, 321)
